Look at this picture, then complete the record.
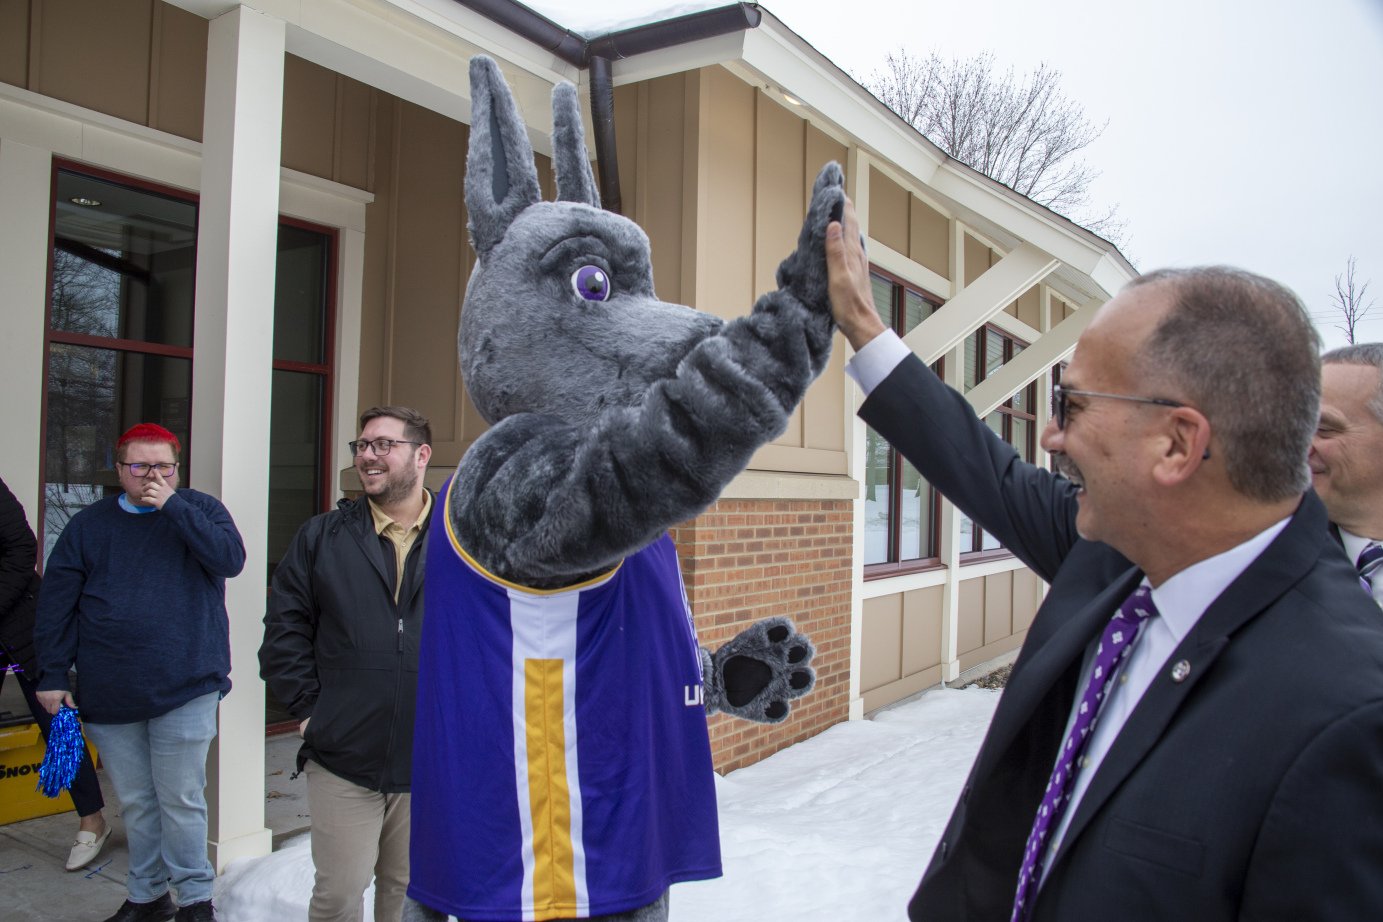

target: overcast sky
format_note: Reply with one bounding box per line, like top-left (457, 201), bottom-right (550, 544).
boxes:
top-left (527, 0), bottom-right (1383, 348)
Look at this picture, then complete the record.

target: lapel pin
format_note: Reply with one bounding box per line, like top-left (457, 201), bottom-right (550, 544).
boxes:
top-left (1170, 659), bottom-right (1191, 683)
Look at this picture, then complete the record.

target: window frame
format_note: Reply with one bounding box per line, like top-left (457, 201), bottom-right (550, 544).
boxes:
top-left (863, 265), bottom-right (945, 580)
top-left (960, 323), bottom-right (1037, 561)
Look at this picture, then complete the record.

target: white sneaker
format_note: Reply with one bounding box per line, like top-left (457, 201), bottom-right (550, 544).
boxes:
top-left (66, 824), bottom-right (112, 871)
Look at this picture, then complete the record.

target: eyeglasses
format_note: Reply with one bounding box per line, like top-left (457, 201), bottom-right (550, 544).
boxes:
top-left (117, 461), bottom-right (178, 477)
top-left (1051, 385), bottom-right (1185, 431)
top-left (348, 437), bottom-right (423, 456)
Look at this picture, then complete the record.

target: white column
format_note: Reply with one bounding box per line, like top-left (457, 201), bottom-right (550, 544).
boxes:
top-left (191, 4), bottom-right (285, 869)
top-left (0, 139), bottom-right (53, 525)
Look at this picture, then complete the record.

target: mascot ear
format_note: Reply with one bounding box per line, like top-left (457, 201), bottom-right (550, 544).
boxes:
top-left (551, 82), bottom-right (601, 208)
top-left (466, 55), bottom-right (542, 259)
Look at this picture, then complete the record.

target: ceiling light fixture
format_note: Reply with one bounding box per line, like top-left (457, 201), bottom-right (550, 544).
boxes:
top-left (69, 196), bottom-right (102, 207)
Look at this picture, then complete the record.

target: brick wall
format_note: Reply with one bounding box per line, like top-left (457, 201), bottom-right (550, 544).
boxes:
top-left (670, 498), bottom-right (853, 774)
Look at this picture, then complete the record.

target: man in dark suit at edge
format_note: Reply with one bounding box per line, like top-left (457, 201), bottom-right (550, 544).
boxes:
top-left (824, 198), bottom-right (1383, 921)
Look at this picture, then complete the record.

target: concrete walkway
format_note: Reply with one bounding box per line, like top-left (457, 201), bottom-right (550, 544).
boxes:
top-left (2, 732), bottom-right (306, 922)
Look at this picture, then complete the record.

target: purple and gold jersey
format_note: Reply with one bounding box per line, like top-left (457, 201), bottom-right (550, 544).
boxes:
top-left (408, 477), bottom-right (722, 921)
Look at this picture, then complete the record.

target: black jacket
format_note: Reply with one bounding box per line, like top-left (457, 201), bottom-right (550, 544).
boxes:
top-left (259, 493), bottom-right (432, 793)
top-left (0, 477), bottom-right (41, 677)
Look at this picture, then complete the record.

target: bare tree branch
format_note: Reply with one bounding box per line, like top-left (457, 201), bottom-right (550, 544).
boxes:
top-left (1330, 255), bottom-right (1376, 345)
top-left (863, 49), bottom-right (1124, 248)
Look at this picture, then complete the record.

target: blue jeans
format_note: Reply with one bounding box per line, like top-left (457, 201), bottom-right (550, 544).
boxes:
top-left (84, 692), bottom-right (220, 905)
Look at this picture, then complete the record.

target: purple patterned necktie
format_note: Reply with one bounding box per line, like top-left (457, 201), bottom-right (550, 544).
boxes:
top-left (1010, 584), bottom-right (1158, 922)
top-left (1356, 543), bottom-right (1383, 593)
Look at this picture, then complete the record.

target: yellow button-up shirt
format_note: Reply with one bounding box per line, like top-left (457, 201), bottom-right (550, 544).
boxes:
top-left (368, 490), bottom-right (433, 601)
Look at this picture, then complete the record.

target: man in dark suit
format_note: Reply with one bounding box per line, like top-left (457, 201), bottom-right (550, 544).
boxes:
top-left (1312, 343), bottom-right (1383, 606)
top-left (824, 200), bottom-right (1383, 921)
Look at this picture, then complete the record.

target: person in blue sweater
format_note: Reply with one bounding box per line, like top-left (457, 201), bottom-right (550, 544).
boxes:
top-left (35, 423), bottom-right (246, 922)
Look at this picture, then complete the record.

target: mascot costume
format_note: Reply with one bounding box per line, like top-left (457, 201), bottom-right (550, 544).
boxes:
top-left (405, 56), bottom-right (845, 922)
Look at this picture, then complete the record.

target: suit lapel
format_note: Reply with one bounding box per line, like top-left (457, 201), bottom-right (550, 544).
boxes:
top-left (1051, 496), bottom-right (1325, 867)
top-left (973, 567), bottom-right (1144, 783)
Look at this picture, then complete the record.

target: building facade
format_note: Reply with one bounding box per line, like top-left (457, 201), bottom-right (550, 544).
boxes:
top-left (0, 0), bottom-right (1135, 867)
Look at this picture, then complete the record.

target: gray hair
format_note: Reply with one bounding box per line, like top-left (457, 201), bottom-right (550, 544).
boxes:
top-left (1321, 343), bottom-right (1383, 425)
top-left (1128, 266), bottom-right (1320, 503)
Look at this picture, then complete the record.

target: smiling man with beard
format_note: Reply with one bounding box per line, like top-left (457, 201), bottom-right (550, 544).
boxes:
top-left (260, 406), bottom-right (434, 922)
top-left (823, 199), bottom-right (1383, 921)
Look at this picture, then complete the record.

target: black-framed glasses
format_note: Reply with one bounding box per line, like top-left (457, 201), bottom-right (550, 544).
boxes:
top-left (348, 437), bottom-right (423, 456)
top-left (1051, 385), bottom-right (1185, 431)
top-left (117, 461), bottom-right (179, 477)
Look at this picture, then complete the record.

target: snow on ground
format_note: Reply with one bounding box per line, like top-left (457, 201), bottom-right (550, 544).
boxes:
top-left (213, 686), bottom-right (1000, 921)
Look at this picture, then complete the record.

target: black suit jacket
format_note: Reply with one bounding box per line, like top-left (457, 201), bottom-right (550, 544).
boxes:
top-left (860, 354), bottom-right (1383, 921)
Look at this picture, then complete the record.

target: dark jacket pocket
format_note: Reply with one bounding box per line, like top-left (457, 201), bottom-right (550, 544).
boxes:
top-left (1105, 816), bottom-right (1205, 876)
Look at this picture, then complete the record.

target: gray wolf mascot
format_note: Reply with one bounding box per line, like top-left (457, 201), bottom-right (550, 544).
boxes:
top-left (405, 56), bottom-right (844, 922)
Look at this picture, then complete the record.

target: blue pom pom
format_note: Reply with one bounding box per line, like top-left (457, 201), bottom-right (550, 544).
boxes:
top-left (38, 706), bottom-right (86, 798)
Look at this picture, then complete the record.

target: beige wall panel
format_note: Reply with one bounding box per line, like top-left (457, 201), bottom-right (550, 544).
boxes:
top-left (641, 73), bottom-right (688, 306)
top-left (868, 167), bottom-right (908, 255)
top-left (150, 2), bottom-right (205, 142)
top-left (358, 96), bottom-right (396, 417)
top-left (1, 0), bottom-right (31, 89)
top-left (803, 124), bottom-right (847, 454)
top-left (697, 67), bottom-right (754, 319)
top-left (958, 633), bottom-right (1023, 673)
top-left (1017, 285), bottom-right (1041, 329)
top-left (753, 93), bottom-right (804, 295)
top-left (754, 92), bottom-right (806, 450)
top-left (334, 75), bottom-right (374, 191)
top-left (282, 54), bottom-right (338, 178)
top-left (862, 665), bottom-right (943, 714)
top-left (386, 102), bottom-right (468, 450)
top-left (1012, 567), bottom-right (1041, 632)
top-left (611, 82), bottom-right (639, 219)
top-left (909, 196), bottom-right (950, 280)
top-left (963, 234), bottom-right (992, 287)
top-left (901, 584), bottom-right (944, 676)
top-left (983, 569), bottom-right (1014, 645)
top-left (957, 576), bottom-right (984, 654)
top-left (861, 593), bottom-right (904, 693)
top-left (34, 0), bottom-right (152, 126)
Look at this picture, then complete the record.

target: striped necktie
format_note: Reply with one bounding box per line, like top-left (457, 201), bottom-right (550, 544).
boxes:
top-left (1011, 584), bottom-right (1157, 922)
top-left (1356, 543), bottom-right (1383, 595)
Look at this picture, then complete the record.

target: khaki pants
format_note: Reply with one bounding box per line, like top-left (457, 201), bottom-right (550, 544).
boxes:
top-left (305, 760), bottom-right (411, 922)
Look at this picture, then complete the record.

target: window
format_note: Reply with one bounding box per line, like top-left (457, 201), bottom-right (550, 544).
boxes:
top-left (42, 166), bottom-right (335, 583)
top-left (863, 269), bottom-right (943, 577)
top-left (958, 325), bottom-right (1037, 556)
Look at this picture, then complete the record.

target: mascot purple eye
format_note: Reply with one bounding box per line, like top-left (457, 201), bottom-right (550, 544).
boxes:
top-left (571, 265), bottom-right (611, 302)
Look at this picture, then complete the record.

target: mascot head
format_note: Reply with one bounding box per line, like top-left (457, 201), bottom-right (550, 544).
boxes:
top-left (460, 56), bottom-right (724, 429)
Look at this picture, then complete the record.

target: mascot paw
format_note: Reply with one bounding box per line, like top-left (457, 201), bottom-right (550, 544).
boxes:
top-left (775, 161), bottom-right (846, 317)
top-left (704, 616), bottom-right (816, 723)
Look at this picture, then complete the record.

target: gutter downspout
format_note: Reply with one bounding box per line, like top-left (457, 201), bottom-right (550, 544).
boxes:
top-left (454, 2), bottom-right (764, 215)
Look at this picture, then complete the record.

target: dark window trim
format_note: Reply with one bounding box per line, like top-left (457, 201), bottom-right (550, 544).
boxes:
top-left (864, 267), bottom-right (945, 580)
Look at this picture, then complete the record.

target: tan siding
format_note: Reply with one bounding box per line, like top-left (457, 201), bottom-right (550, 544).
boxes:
top-left (958, 634), bottom-right (1023, 673)
top-left (909, 196), bottom-right (950, 280)
top-left (149, 2), bottom-right (205, 142)
top-left (640, 73), bottom-right (689, 306)
top-left (282, 54), bottom-right (338, 177)
top-left (901, 585), bottom-right (944, 676)
top-left (983, 570), bottom-right (1013, 644)
top-left (697, 67), bottom-right (755, 319)
top-left (861, 594), bottom-right (903, 692)
top-left (1013, 567), bottom-right (1041, 632)
top-left (963, 234), bottom-right (992, 287)
top-left (868, 167), bottom-right (908, 254)
top-left (0, 0), bottom-right (28, 89)
top-left (957, 576), bottom-right (984, 653)
top-left (1016, 285), bottom-right (1041, 329)
top-left (335, 76), bottom-right (374, 191)
top-left (32, 0), bottom-right (153, 126)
